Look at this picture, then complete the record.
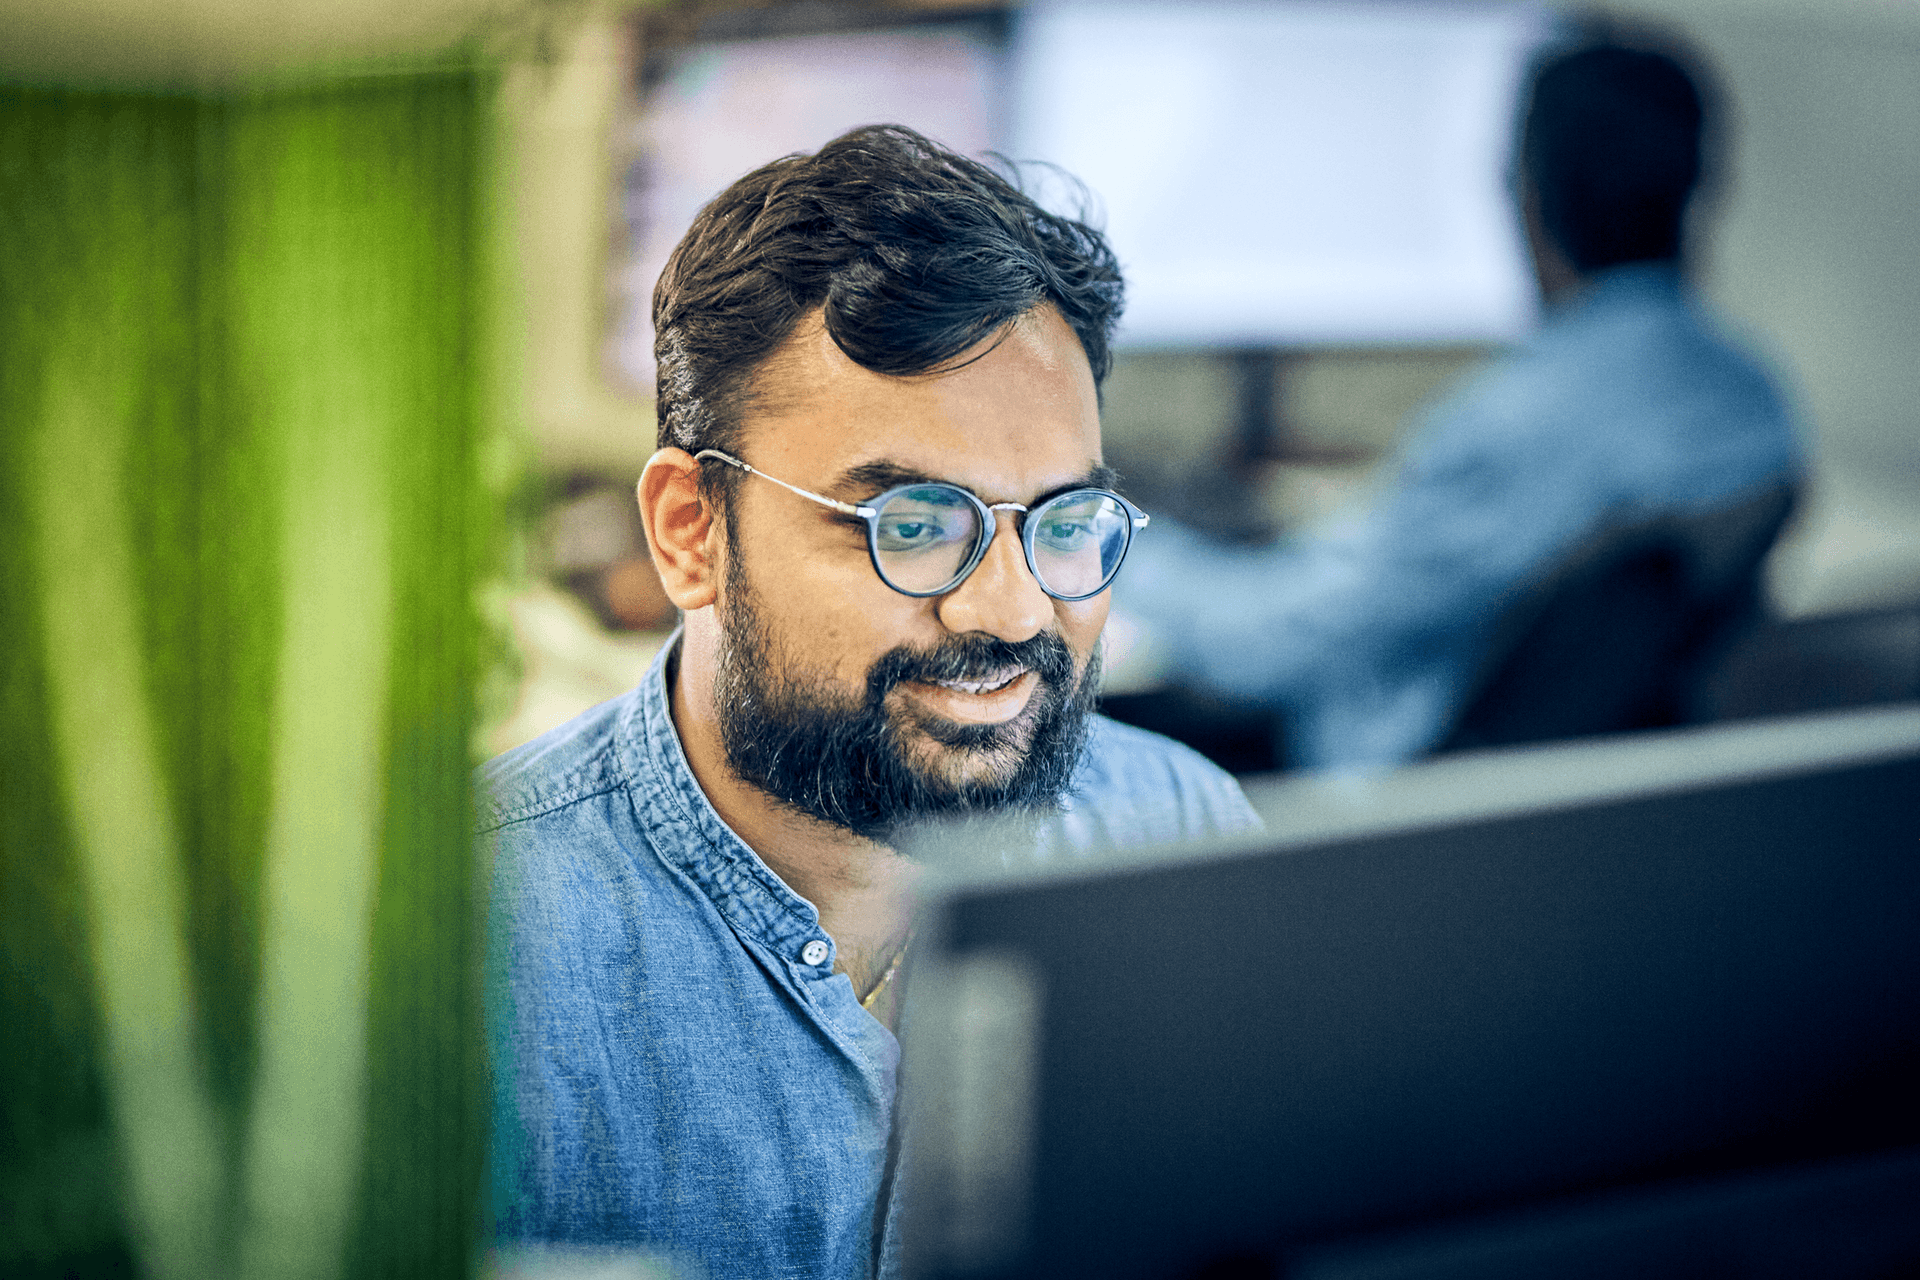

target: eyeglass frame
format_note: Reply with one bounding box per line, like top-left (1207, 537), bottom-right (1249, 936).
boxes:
top-left (694, 448), bottom-right (1150, 602)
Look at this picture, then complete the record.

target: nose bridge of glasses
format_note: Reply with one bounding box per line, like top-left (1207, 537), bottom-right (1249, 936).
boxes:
top-left (939, 501), bottom-right (1054, 631)
top-left (960, 501), bottom-right (1039, 586)
top-left (981, 502), bottom-right (1030, 559)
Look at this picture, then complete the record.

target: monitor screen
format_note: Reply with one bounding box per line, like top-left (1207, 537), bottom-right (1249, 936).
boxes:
top-left (1008, 0), bottom-right (1553, 347)
top-left (901, 706), bottom-right (1920, 1278)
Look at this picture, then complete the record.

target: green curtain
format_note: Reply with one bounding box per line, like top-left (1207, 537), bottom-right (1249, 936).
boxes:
top-left (1, 65), bottom-right (495, 1280)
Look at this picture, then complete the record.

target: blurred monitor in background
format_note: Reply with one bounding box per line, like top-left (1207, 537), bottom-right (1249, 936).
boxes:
top-left (1111, 30), bottom-right (1806, 773)
top-left (1012, 0), bottom-right (1549, 347)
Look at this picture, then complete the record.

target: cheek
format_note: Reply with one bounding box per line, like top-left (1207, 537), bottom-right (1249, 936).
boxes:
top-left (1058, 596), bottom-right (1112, 673)
top-left (742, 534), bottom-right (933, 686)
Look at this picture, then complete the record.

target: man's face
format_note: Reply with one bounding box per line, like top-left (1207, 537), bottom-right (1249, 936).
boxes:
top-left (711, 304), bottom-right (1111, 840)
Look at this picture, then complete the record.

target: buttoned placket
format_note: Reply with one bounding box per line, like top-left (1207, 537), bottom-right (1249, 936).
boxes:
top-left (617, 637), bottom-right (904, 1082)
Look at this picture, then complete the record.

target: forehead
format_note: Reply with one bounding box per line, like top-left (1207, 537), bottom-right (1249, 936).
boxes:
top-left (736, 305), bottom-right (1103, 502)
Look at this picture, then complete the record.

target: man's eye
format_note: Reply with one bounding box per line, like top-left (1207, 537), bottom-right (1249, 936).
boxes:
top-left (1039, 519), bottom-right (1092, 547)
top-left (877, 518), bottom-right (945, 550)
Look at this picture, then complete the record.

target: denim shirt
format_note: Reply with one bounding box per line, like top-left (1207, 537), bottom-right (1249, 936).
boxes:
top-left (1117, 262), bottom-right (1803, 769)
top-left (480, 638), bottom-right (1258, 1278)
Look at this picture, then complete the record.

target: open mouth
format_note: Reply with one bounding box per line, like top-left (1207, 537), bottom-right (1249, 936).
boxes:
top-left (929, 668), bottom-right (1026, 696)
top-left (903, 667), bottom-right (1042, 727)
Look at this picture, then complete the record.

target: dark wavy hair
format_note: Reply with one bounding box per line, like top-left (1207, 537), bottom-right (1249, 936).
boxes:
top-left (1520, 44), bottom-right (1712, 273)
top-left (651, 124), bottom-right (1124, 485)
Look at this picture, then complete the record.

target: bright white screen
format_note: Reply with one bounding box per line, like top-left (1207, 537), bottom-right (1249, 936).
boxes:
top-left (1011, 0), bottom-right (1551, 346)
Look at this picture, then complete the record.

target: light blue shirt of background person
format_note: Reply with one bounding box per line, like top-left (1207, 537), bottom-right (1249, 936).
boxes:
top-left (480, 639), bottom-right (1257, 1280)
top-left (1114, 262), bottom-right (1804, 772)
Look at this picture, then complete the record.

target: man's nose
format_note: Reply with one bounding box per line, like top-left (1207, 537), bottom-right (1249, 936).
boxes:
top-left (935, 510), bottom-right (1052, 642)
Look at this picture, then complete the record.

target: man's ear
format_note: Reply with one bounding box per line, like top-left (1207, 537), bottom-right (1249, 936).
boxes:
top-left (639, 448), bottom-right (720, 612)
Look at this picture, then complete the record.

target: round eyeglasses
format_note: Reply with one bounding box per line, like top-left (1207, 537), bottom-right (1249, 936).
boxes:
top-left (695, 449), bottom-right (1150, 602)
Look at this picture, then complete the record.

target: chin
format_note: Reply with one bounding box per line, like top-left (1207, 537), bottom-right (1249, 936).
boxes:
top-left (916, 742), bottom-right (1033, 792)
top-left (893, 703), bottom-right (1043, 791)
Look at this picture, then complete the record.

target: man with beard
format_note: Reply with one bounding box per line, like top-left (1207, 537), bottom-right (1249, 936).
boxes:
top-left (480, 125), bottom-right (1258, 1278)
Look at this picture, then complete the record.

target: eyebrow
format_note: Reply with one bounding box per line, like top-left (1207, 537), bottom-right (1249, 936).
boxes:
top-left (833, 458), bottom-right (1122, 506)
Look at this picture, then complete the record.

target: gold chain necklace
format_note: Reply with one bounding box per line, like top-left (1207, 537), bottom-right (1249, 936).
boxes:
top-left (859, 933), bottom-right (912, 1010)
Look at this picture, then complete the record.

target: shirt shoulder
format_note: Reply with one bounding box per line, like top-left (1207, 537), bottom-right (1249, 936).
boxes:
top-left (1057, 715), bottom-right (1262, 852)
top-left (1400, 283), bottom-right (1797, 513)
top-left (475, 689), bottom-right (636, 834)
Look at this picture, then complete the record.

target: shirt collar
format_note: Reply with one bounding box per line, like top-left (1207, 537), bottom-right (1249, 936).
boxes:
top-left (612, 631), bottom-right (837, 968)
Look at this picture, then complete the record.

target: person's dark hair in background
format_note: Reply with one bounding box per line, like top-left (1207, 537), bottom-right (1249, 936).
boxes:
top-left (1519, 43), bottom-right (1713, 297)
top-left (651, 124), bottom-right (1124, 498)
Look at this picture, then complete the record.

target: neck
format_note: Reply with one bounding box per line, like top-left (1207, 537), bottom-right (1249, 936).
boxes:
top-left (1519, 180), bottom-right (1587, 308)
top-left (670, 613), bottom-right (920, 998)
top-left (1527, 227), bottom-right (1585, 307)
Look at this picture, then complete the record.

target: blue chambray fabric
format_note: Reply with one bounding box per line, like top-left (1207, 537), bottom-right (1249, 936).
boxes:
top-left (1116, 262), bottom-right (1805, 770)
top-left (481, 638), bottom-right (1258, 1279)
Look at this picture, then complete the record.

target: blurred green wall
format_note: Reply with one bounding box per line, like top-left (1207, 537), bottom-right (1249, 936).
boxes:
top-left (2, 65), bottom-right (494, 1280)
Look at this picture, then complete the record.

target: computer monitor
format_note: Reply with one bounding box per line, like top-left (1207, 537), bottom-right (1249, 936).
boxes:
top-left (1009, 0), bottom-right (1554, 347)
top-left (901, 705), bottom-right (1920, 1278)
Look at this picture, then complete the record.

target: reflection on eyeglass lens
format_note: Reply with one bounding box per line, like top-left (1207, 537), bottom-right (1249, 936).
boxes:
top-left (1032, 496), bottom-right (1107, 553)
top-left (874, 488), bottom-right (978, 555)
top-left (1030, 494), bottom-right (1128, 597)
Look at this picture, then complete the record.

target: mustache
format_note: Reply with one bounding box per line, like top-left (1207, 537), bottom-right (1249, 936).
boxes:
top-left (865, 631), bottom-right (1078, 697)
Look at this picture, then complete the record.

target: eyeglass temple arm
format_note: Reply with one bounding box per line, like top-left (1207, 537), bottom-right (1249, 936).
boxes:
top-left (694, 449), bottom-right (877, 518)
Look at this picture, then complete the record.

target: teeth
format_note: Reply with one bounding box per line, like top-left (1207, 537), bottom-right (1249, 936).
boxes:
top-left (934, 670), bottom-right (1022, 695)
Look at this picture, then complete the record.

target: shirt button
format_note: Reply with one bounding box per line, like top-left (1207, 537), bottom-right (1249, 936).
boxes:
top-left (800, 940), bottom-right (830, 966)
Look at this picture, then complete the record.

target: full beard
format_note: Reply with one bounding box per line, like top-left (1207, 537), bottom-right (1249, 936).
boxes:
top-left (712, 566), bottom-right (1100, 845)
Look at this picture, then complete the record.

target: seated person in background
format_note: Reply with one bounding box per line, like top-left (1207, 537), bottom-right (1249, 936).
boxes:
top-left (1115, 40), bottom-right (1803, 771)
top-left (480, 125), bottom-right (1258, 1278)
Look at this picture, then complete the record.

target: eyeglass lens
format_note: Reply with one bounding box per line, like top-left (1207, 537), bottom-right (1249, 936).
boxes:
top-left (872, 487), bottom-right (980, 593)
top-left (871, 486), bottom-right (1132, 598)
top-left (1029, 491), bottom-right (1132, 597)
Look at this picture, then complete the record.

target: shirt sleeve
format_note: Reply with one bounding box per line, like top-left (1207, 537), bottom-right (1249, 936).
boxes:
top-left (1113, 364), bottom-right (1606, 715)
top-left (1050, 717), bottom-right (1263, 855)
